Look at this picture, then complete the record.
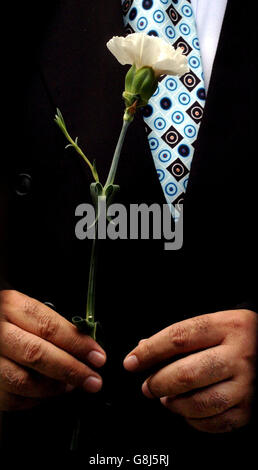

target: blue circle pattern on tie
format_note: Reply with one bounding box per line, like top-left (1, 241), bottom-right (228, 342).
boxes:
top-left (122, 0), bottom-right (206, 220)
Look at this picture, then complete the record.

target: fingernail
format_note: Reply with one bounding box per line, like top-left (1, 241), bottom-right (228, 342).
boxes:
top-left (142, 381), bottom-right (155, 399)
top-left (123, 354), bottom-right (139, 371)
top-left (87, 350), bottom-right (106, 367)
top-left (83, 376), bottom-right (102, 393)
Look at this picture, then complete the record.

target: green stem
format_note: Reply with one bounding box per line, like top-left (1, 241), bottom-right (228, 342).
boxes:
top-left (55, 109), bottom-right (99, 182)
top-left (70, 415), bottom-right (81, 451)
top-left (67, 134), bottom-right (99, 183)
top-left (86, 238), bottom-right (97, 338)
top-left (86, 119), bottom-right (131, 335)
top-left (104, 119), bottom-right (131, 188)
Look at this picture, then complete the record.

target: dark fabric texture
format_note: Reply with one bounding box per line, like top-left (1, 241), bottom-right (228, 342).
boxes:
top-left (0, 0), bottom-right (257, 465)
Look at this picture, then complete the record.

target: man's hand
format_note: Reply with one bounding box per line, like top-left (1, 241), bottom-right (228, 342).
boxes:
top-left (0, 290), bottom-right (106, 411)
top-left (123, 310), bottom-right (257, 433)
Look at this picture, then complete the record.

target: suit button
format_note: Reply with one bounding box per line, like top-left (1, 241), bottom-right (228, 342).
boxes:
top-left (15, 173), bottom-right (32, 196)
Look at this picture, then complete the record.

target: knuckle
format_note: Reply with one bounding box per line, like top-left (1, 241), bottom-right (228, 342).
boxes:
top-left (169, 324), bottom-right (189, 349)
top-left (242, 349), bottom-right (257, 368)
top-left (0, 290), bottom-right (20, 315)
top-left (226, 310), bottom-right (257, 332)
top-left (177, 365), bottom-right (196, 388)
top-left (229, 316), bottom-right (246, 331)
top-left (64, 365), bottom-right (85, 386)
top-left (191, 394), bottom-right (209, 413)
top-left (193, 316), bottom-right (210, 334)
top-left (38, 313), bottom-right (59, 341)
top-left (192, 391), bottom-right (230, 414)
top-left (23, 340), bottom-right (43, 366)
top-left (201, 351), bottom-right (227, 378)
top-left (1, 365), bottom-right (30, 392)
top-left (67, 334), bottom-right (86, 356)
top-left (23, 297), bottom-right (40, 318)
top-left (241, 311), bottom-right (258, 336)
top-left (208, 391), bottom-right (231, 412)
top-left (4, 327), bottom-right (25, 349)
top-left (0, 289), bottom-right (18, 305)
top-left (13, 373), bottom-right (30, 393)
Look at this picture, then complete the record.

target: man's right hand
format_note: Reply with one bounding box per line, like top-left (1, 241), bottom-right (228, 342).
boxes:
top-left (0, 290), bottom-right (106, 411)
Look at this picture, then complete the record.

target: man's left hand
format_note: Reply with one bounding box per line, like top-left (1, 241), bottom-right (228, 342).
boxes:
top-left (123, 310), bottom-right (257, 433)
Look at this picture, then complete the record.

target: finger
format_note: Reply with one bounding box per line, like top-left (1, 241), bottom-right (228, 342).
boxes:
top-left (185, 406), bottom-right (251, 433)
top-left (0, 356), bottom-right (70, 398)
top-left (124, 314), bottom-right (225, 372)
top-left (1, 290), bottom-right (106, 367)
top-left (0, 389), bottom-right (41, 411)
top-left (138, 339), bottom-right (148, 345)
top-left (0, 322), bottom-right (103, 393)
top-left (143, 345), bottom-right (235, 398)
top-left (160, 379), bottom-right (247, 419)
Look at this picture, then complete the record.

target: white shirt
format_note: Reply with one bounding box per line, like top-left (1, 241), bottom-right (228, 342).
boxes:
top-left (191, 0), bottom-right (228, 90)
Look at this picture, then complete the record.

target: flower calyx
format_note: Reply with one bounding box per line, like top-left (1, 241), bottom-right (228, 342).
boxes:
top-left (123, 65), bottom-right (158, 121)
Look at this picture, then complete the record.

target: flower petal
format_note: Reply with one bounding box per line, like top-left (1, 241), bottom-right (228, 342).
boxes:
top-left (107, 33), bottom-right (189, 78)
top-left (106, 36), bottom-right (135, 65)
top-left (155, 48), bottom-right (189, 76)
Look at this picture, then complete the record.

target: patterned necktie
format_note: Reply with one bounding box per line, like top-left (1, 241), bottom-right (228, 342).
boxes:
top-left (122, 0), bottom-right (205, 220)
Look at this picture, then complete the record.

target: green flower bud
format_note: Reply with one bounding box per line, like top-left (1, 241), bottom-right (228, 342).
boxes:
top-left (123, 64), bottom-right (158, 121)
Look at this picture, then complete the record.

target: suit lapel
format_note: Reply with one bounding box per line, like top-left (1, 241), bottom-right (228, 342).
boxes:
top-left (186, 0), bottom-right (256, 191)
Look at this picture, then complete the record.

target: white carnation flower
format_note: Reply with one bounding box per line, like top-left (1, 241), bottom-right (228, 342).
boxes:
top-left (107, 32), bottom-right (189, 77)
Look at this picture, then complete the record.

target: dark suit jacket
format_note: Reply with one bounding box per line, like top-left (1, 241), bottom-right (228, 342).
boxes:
top-left (0, 0), bottom-right (257, 465)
